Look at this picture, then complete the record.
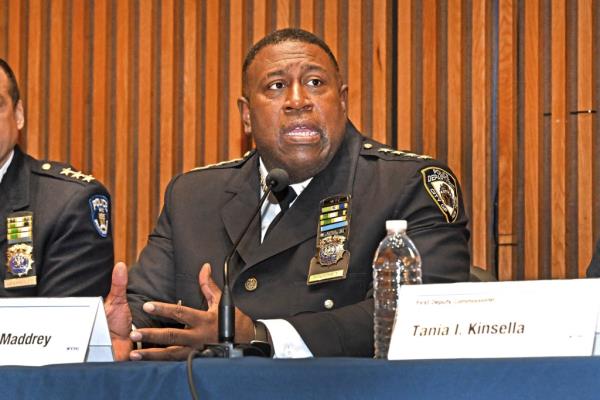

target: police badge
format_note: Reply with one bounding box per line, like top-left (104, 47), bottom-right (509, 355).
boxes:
top-left (89, 195), bottom-right (110, 238)
top-left (318, 235), bottom-right (346, 266)
top-left (421, 167), bottom-right (459, 222)
top-left (307, 195), bottom-right (351, 285)
top-left (5, 212), bottom-right (37, 289)
top-left (7, 244), bottom-right (34, 277)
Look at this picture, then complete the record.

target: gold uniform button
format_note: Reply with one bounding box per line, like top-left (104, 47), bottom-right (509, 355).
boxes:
top-left (245, 277), bottom-right (258, 292)
top-left (363, 143), bottom-right (373, 149)
top-left (42, 163), bottom-right (51, 170)
top-left (324, 299), bottom-right (334, 309)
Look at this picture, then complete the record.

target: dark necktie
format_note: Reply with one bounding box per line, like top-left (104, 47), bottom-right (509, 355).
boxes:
top-left (264, 186), bottom-right (297, 238)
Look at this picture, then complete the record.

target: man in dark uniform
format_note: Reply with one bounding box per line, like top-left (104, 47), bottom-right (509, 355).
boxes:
top-left (0, 58), bottom-right (113, 297)
top-left (104, 29), bottom-right (470, 359)
top-left (586, 240), bottom-right (600, 277)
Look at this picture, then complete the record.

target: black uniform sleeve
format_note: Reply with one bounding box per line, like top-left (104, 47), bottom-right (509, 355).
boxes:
top-left (286, 161), bottom-right (470, 356)
top-left (586, 240), bottom-right (600, 277)
top-left (127, 178), bottom-right (178, 328)
top-left (37, 184), bottom-right (114, 297)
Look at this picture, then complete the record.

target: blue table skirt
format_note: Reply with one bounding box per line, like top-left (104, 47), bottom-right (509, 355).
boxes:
top-left (3, 356), bottom-right (599, 399)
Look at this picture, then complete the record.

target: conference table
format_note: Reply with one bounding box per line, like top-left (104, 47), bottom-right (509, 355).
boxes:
top-left (3, 356), bottom-right (600, 399)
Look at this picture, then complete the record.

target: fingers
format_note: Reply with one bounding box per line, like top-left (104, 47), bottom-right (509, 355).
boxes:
top-left (141, 301), bottom-right (207, 327)
top-left (107, 262), bottom-right (128, 300)
top-left (130, 346), bottom-right (194, 361)
top-left (199, 263), bottom-right (220, 307)
top-left (130, 326), bottom-right (197, 347)
top-left (104, 263), bottom-right (133, 346)
top-left (130, 324), bottom-right (214, 349)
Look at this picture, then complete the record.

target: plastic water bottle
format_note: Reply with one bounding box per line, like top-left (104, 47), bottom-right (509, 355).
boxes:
top-left (373, 220), bottom-right (422, 359)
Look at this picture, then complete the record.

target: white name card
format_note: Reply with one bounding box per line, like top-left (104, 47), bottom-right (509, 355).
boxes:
top-left (388, 278), bottom-right (600, 360)
top-left (0, 297), bottom-right (113, 366)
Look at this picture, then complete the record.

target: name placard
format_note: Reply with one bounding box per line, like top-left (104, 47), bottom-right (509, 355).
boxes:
top-left (388, 279), bottom-right (600, 360)
top-left (0, 297), bottom-right (113, 366)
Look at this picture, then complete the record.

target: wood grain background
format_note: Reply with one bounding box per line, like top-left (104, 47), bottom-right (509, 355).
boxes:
top-left (0, 0), bottom-right (598, 280)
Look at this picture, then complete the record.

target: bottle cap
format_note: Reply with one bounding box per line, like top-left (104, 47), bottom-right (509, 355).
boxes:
top-left (386, 220), bottom-right (407, 234)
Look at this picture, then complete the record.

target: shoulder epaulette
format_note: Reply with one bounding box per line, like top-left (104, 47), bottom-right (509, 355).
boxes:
top-left (189, 149), bottom-right (255, 172)
top-left (33, 162), bottom-right (96, 184)
top-left (360, 141), bottom-right (432, 161)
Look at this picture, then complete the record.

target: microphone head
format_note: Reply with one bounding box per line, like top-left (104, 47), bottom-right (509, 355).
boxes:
top-left (266, 168), bottom-right (290, 193)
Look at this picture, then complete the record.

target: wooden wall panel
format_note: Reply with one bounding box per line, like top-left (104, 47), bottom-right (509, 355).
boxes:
top-left (276, 0), bottom-right (290, 29)
top-left (70, 0), bottom-right (86, 169)
top-left (204, 1), bottom-right (220, 166)
top-left (551, 0), bottom-right (567, 278)
top-left (497, 0), bottom-right (517, 279)
top-left (299, 0), bottom-right (314, 32)
top-left (0, 2), bottom-right (6, 57)
top-left (48, 0), bottom-right (64, 161)
top-left (90, 0), bottom-right (108, 182)
top-left (421, 0), bottom-right (438, 157)
top-left (348, 0), bottom-right (363, 128)
top-left (523, 0), bottom-right (542, 280)
top-left (136, 0), bottom-right (154, 257)
top-left (25, 0), bottom-right (42, 156)
top-left (446, 0), bottom-right (463, 182)
top-left (182, 0), bottom-right (198, 172)
top-left (114, 0), bottom-right (131, 265)
top-left (159, 0), bottom-right (175, 204)
top-left (371, 0), bottom-right (388, 143)
top-left (6, 0), bottom-right (22, 87)
top-left (228, 0), bottom-right (244, 160)
top-left (0, 0), bottom-right (597, 279)
top-left (396, 0), bottom-right (412, 150)
top-left (470, 0), bottom-right (492, 271)
top-left (577, 0), bottom-right (594, 277)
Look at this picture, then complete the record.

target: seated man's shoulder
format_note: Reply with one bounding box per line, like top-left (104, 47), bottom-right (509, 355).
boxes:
top-left (177, 149), bottom-right (256, 184)
top-left (188, 149), bottom-right (255, 173)
top-left (26, 158), bottom-right (112, 239)
top-left (29, 158), bottom-right (108, 193)
top-left (359, 138), bottom-right (449, 170)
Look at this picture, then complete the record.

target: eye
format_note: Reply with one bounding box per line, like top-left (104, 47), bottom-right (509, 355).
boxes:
top-left (268, 81), bottom-right (286, 90)
top-left (307, 78), bottom-right (323, 87)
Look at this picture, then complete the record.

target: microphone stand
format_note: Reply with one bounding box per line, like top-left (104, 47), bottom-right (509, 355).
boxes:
top-left (196, 169), bottom-right (289, 358)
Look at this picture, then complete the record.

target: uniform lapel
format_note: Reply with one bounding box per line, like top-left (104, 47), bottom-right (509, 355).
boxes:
top-left (220, 154), bottom-right (262, 265)
top-left (240, 125), bottom-right (362, 272)
top-left (1, 147), bottom-right (31, 211)
top-left (0, 147), bottom-right (31, 271)
top-left (0, 189), bottom-right (9, 246)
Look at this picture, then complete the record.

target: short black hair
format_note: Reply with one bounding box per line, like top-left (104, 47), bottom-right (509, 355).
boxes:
top-left (0, 58), bottom-right (20, 106)
top-left (242, 28), bottom-right (339, 95)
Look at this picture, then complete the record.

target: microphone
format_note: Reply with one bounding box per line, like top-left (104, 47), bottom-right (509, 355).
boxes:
top-left (200, 168), bottom-right (290, 358)
top-left (265, 168), bottom-right (289, 192)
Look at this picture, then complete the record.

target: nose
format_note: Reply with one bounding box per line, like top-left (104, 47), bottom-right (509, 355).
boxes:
top-left (284, 81), bottom-right (312, 113)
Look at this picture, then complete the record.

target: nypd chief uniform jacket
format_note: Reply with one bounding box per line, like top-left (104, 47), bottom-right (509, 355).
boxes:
top-left (127, 123), bottom-right (471, 357)
top-left (0, 146), bottom-right (114, 297)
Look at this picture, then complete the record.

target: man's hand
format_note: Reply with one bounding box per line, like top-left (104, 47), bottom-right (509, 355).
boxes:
top-left (128, 263), bottom-right (255, 361)
top-left (104, 262), bottom-right (133, 361)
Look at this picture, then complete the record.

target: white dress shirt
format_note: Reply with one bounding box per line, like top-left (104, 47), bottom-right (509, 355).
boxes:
top-left (258, 159), bottom-right (314, 358)
top-left (0, 149), bottom-right (14, 184)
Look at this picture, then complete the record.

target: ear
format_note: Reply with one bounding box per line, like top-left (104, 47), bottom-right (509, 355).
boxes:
top-left (339, 84), bottom-right (348, 116)
top-left (237, 96), bottom-right (252, 136)
top-left (14, 100), bottom-right (24, 130)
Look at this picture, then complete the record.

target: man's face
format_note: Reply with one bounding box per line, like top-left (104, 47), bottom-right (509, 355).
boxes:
top-left (238, 41), bottom-right (348, 183)
top-left (0, 70), bottom-right (23, 168)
